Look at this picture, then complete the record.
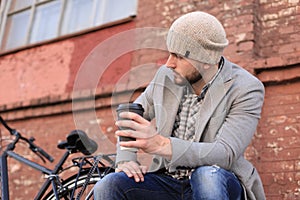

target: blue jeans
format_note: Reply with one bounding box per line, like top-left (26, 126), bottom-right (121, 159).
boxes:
top-left (94, 165), bottom-right (244, 200)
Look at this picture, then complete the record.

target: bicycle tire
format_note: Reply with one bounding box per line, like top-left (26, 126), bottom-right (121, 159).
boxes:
top-left (43, 167), bottom-right (113, 200)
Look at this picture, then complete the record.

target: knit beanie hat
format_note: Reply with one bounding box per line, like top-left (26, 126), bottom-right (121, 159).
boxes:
top-left (166, 11), bottom-right (228, 65)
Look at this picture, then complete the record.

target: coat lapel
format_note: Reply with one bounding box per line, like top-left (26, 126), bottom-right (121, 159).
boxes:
top-left (158, 73), bottom-right (184, 137)
top-left (194, 59), bottom-right (233, 141)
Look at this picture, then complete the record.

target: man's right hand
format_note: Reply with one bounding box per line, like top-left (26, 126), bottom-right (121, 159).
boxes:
top-left (115, 161), bottom-right (148, 182)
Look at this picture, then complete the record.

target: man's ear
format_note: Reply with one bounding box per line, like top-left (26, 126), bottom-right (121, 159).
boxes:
top-left (203, 63), bottom-right (212, 70)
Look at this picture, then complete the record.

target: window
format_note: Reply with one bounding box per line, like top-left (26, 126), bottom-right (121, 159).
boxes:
top-left (0, 0), bottom-right (138, 52)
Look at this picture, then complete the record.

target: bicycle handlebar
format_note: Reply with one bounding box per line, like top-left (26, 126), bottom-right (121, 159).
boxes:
top-left (26, 137), bottom-right (54, 162)
top-left (0, 116), bottom-right (54, 163)
top-left (36, 146), bottom-right (54, 162)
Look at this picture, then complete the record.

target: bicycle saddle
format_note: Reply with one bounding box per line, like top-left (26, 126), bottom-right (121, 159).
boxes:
top-left (57, 130), bottom-right (98, 155)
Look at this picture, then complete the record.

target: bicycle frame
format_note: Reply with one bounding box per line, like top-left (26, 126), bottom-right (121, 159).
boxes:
top-left (0, 148), bottom-right (71, 200)
top-left (0, 117), bottom-right (108, 200)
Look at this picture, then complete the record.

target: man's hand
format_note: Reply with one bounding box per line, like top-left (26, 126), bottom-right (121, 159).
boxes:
top-left (116, 161), bottom-right (148, 182)
top-left (115, 112), bottom-right (172, 160)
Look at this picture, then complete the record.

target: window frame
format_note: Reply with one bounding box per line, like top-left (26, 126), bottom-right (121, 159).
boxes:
top-left (0, 0), bottom-right (137, 55)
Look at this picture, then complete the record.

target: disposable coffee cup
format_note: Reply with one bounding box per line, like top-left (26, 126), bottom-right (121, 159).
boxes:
top-left (116, 103), bottom-right (144, 152)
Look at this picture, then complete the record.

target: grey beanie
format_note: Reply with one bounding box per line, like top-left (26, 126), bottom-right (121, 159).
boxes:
top-left (166, 11), bottom-right (229, 65)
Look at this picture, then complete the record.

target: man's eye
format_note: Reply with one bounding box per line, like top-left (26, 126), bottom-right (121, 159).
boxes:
top-left (171, 53), bottom-right (183, 59)
top-left (170, 53), bottom-right (177, 57)
top-left (177, 55), bottom-right (184, 60)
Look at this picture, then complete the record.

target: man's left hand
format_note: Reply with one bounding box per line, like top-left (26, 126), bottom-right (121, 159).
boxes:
top-left (115, 112), bottom-right (172, 159)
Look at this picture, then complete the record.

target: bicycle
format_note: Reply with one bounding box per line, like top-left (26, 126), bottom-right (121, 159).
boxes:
top-left (0, 116), bottom-right (115, 200)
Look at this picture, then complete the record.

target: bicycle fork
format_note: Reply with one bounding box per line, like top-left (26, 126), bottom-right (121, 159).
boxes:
top-left (0, 152), bottom-right (10, 200)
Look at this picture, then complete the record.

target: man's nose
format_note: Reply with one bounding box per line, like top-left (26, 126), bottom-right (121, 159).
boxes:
top-left (165, 54), bottom-right (176, 68)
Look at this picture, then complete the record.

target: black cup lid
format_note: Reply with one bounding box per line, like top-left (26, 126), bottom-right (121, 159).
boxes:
top-left (117, 103), bottom-right (144, 111)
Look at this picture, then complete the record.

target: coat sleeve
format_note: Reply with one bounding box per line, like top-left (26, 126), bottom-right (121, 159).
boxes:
top-left (115, 66), bottom-right (165, 164)
top-left (168, 75), bottom-right (265, 171)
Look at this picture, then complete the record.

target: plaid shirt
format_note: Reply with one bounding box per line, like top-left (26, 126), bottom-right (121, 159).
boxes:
top-left (172, 88), bottom-right (202, 141)
top-left (167, 59), bottom-right (224, 179)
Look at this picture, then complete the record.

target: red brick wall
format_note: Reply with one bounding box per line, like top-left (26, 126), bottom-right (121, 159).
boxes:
top-left (256, 78), bottom-right (300, 199)
top-left (0, 0), bottom-right (299, 199)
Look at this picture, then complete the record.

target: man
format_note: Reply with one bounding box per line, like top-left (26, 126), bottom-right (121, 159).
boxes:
top-left (94, 11), bottom-right (265, 200)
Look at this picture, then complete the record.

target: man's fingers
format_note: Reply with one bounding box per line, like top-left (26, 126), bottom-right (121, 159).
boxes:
top-left (115, 119), bottom-right (142, 132)
top-left (116, 161), bottom-right (146, 182)
top-left (119, 112), bottom-right (148, 124)
top-left (140, 165), bottom-right (148, 174)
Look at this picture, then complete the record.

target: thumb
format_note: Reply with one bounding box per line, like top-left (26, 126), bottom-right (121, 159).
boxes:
top-left (140, 165), bottom-right (148, 174)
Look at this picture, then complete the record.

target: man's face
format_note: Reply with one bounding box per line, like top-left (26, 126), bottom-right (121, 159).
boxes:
top-left (165, 53), bottom-right (203, 86)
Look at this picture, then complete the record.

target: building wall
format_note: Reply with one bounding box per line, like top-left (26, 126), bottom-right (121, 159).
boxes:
top-left (256, 78), bottom-right (300, 199)
top-left (0, 0), bottom-right (299, 199)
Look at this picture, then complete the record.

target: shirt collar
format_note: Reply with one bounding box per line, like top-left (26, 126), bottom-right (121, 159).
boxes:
top-left (198, 57), bottom-right (224, 101)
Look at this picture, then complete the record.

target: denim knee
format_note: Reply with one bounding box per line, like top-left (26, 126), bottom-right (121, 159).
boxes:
top-left (190, 165), bottom-right (242, 200)
top-left (94, 172), bottom-right (128, 200)
top-left (191, 165), bottom-right (224, 188)
top-left (94, 173), bottom-right (114, 196)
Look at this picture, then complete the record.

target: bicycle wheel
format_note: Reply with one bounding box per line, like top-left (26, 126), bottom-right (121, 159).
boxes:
top-left (43, 167), bottom-right (113, 200)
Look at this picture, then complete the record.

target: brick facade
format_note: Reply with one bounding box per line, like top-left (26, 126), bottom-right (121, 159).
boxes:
top-left (0, 0), bottom-right (299, 199)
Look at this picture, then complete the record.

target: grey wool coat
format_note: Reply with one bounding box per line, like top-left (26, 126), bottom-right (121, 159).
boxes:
top-left (116, 57), bottom-right (266, 200)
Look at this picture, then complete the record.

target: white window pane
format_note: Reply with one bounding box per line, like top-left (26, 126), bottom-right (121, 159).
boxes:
top-left (3, 10), bottom-right (30, 50)
top-left (62, 0), bottom-right (93, 34)
top-left (30, 1), bottom-right (61, 43)
top-left (1, 0), bottom-right (138, 51)
top-left (95, 0), bottom-right (137, 25)
top-left (9, 0), bottom-right (33, 12)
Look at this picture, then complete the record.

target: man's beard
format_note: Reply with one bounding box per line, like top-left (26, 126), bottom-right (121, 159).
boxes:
top-left (173, 70), bottom-right (202, 86)
top-left (188, 73), bottom-right (202, 85)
